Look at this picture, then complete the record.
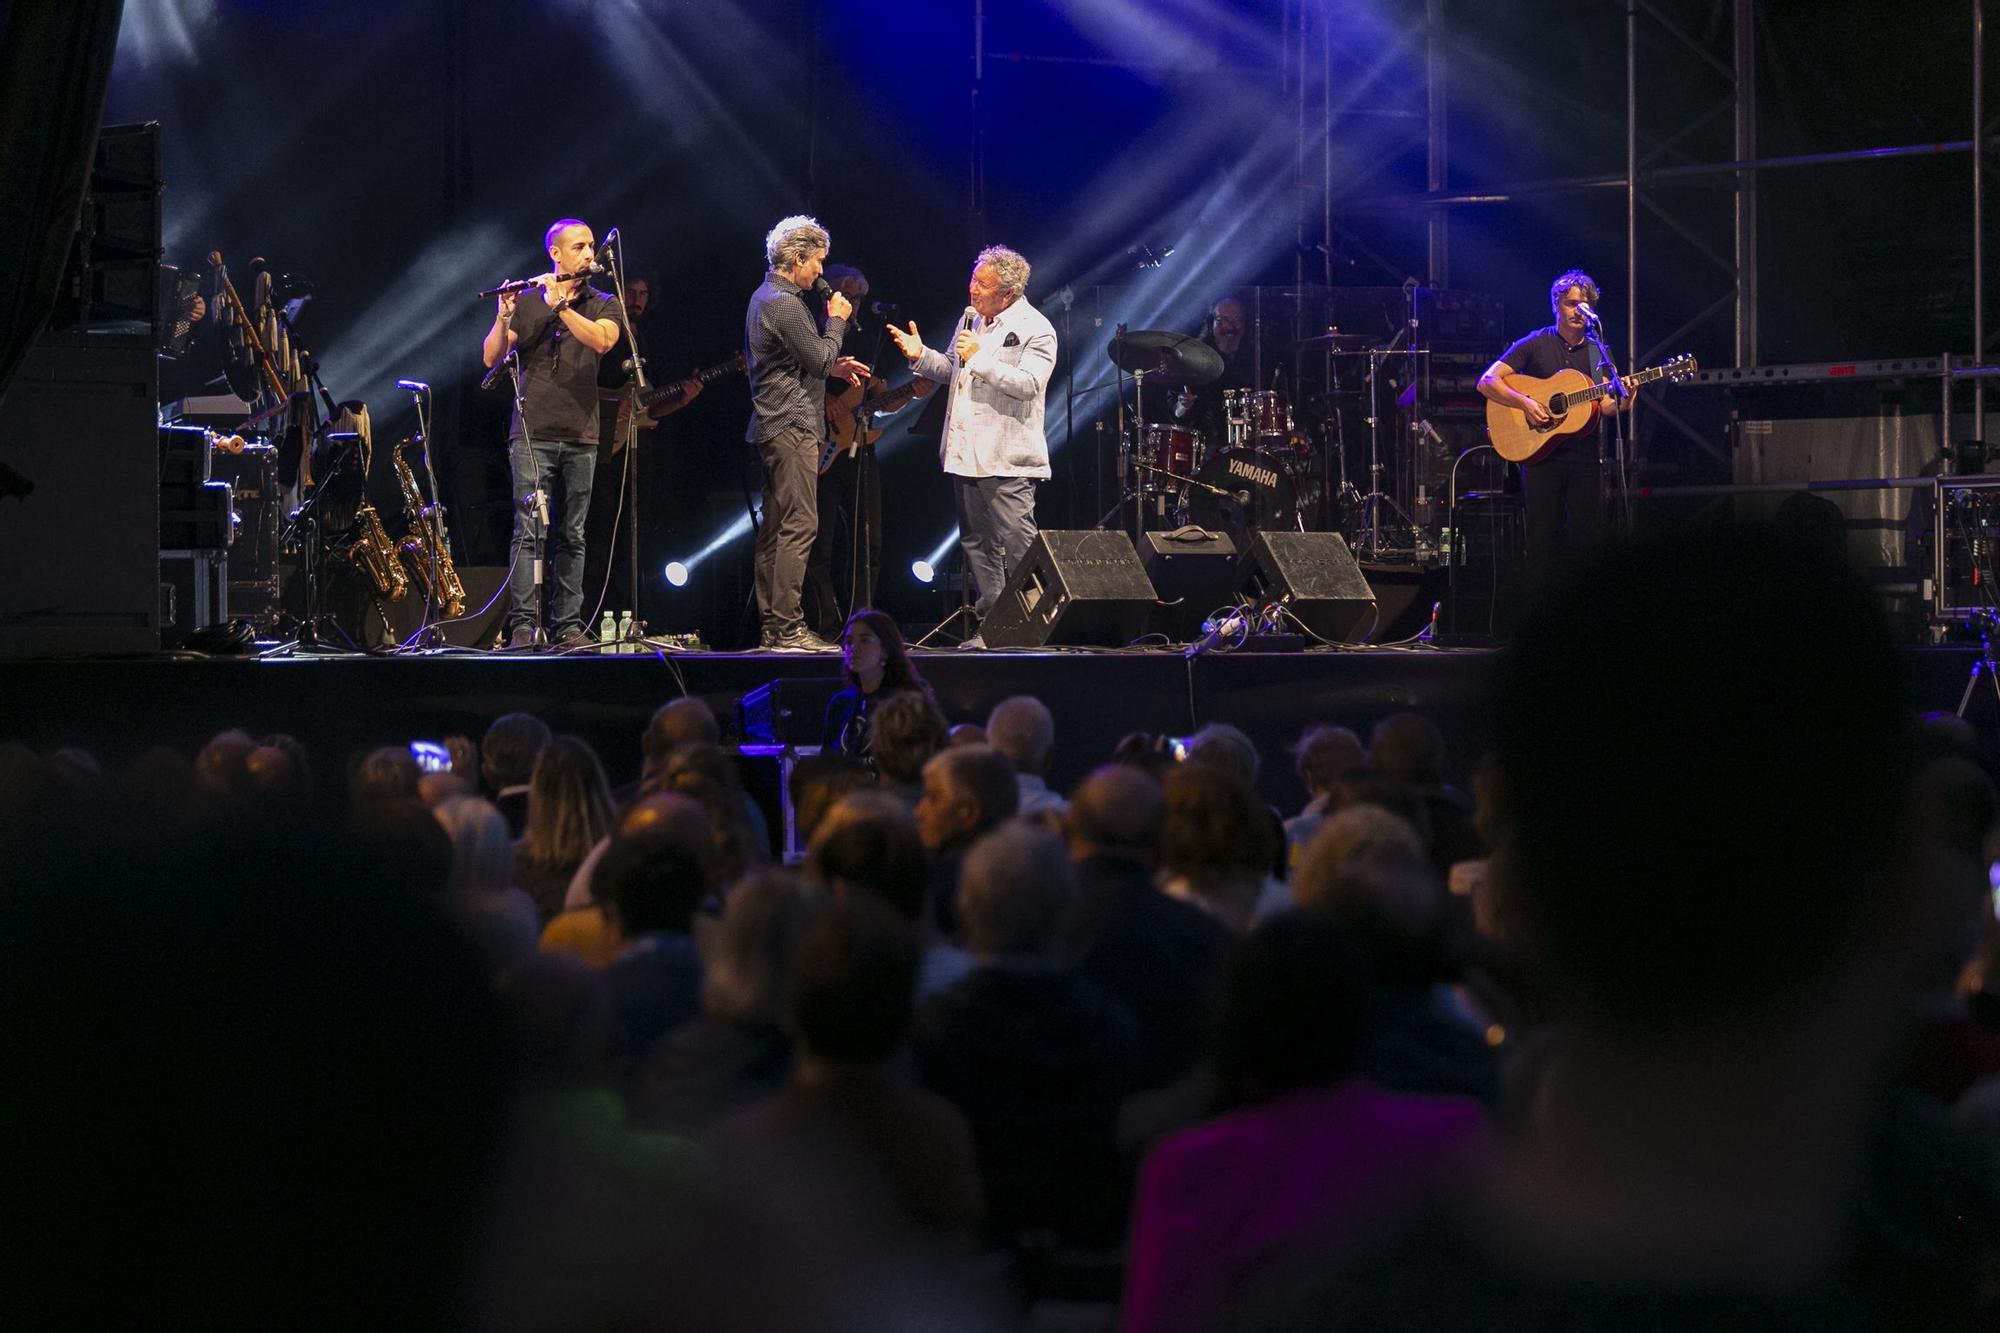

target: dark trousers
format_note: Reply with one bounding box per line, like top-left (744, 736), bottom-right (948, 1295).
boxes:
top-left (805, 448), bottom-right (883, 636)
top-left (582, 403), bottom-right (633, 618)
top-left (955, 474), bottom-right (1039, 618)
top-left (506, 436), bottom-right (595, 637)
top-left (1521, 445), bottom-right (1603, 585)
top-left (753, 425), bottom-right (820, 635)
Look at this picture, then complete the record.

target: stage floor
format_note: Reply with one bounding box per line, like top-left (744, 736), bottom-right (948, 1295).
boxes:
top-left (1, 643), bottom-right (1985, 815)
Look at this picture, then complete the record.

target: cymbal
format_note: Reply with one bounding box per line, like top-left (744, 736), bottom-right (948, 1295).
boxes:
top-left (1293, 329), bottom-right (1372, 352)
top-left (1105, 329), bottom-right (1225, 387)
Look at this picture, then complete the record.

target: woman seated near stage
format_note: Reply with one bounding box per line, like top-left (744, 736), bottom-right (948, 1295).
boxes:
top-left (821, 609), bottom-right (934, 763)
top-left (514, 736), bottom-right (617, 925)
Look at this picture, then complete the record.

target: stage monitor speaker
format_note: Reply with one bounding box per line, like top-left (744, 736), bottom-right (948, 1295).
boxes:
top-left (1139, 529), bottom-right (1238, 642)
top-left (374, 564), bottom-right (508, 650)
top-left (981, 530), bottom-right (1158, 649)
top-left (1238, 531), bottom-right (1376, 642)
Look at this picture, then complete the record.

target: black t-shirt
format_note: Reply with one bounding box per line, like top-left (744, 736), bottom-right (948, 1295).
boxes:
top-left (1496, 324), bottom-right (1606, 462)
top-left (1496, 324), bottom-right (1601, 382)
top-left (507, 285), bottom-right (626, 445)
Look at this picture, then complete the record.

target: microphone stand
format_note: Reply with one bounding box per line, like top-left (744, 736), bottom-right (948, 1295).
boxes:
top-left (1583, 314), bottom-right (1630, 534)
top-left (851, 312), bottom-right (891, 618)
top-left (500, 344), bottom-right (547, 650)
top-left (600, 239), bottom-right (649, 648)
top-left (406, 382), bottom-right (447, 651)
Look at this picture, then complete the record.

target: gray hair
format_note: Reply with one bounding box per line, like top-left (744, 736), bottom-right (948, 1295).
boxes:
top-left (974, 245), bottom-right (1030, 298)
top-left (959, 820), bottom-right (1073, 958)
top-left (701, 869), bottom-right (825, 1025)
top-left (985, 695), bottom-right (1055, 775)
top-left (1188, 721), bottom-right (1261, 786)
top-left (432, 794), bottom-right (516, 894)
top-left (765, 214), bottom-right (830, 269)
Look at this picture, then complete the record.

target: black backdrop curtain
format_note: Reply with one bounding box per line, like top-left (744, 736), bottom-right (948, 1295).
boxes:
top-left (0, 0), bottom-right (125, 409)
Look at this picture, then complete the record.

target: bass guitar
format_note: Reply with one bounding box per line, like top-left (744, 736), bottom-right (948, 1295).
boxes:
top-left (819, 376), bottom-right (927, 474)
top-left (617, 351), bottom-right (746, 432)
top-left (1486, 354), bottom-right (1697, 464)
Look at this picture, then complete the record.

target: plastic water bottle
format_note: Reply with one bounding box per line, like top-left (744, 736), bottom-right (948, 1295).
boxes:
top-left (599, 611), bottom-right (617, 648)
top-left (616, 610), bottom-right (634, 652)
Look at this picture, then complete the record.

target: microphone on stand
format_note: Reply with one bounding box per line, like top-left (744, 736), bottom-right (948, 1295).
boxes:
top-left (396, 379), bottom-right (430, 393)
top-left (1577, 300), bottom-right (1601, 325)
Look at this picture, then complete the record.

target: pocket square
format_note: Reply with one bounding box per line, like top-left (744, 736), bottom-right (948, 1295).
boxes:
top-left (1002, 332), bottom-right (1021, 348)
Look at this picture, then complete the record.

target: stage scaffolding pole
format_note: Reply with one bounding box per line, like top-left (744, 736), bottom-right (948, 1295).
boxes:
top-left (1426, 0), bottom-right (1448, 286)
top-left (1975, 0), bottom-right (1986, 432)
top-left (1733, 0), bottom-right (1758, 368)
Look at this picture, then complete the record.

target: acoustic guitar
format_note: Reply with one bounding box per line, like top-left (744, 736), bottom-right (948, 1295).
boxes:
top-left (1486, 354), bottom-right (1697, 464)
top-left (819, 376), bottom-right (927, 473)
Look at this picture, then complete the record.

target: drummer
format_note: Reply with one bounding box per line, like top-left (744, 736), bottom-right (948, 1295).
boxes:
top-left (1167, 295), bottom-right (1255, 445)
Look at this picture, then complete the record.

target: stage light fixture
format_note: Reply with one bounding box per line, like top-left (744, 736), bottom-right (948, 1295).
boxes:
top-left (911, 560), bottom-right (935, 584)
top-left (664, 561), bottom-right (690, 588)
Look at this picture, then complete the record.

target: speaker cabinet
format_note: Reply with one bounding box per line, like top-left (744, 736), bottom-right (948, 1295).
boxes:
top-left (1237, 531), bottom-right (1376, 642)
top-left (1139, 529), bottom-right (1238, 642)
top-left (0, 342), bottom-right (159, 656)
top-left (982, 530), bottom-right (1158, 649)
top-left (374, 564), bottom-right (509, 649)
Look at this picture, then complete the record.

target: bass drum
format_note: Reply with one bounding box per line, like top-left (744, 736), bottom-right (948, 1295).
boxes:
top-left (1189, 445), bottom-right (1309, 536)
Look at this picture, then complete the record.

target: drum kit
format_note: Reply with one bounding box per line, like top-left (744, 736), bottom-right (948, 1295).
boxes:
top-left (1103, 325), bottom-right (1413, 551)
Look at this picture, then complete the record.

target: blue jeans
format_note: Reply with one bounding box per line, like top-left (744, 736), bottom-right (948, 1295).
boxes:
top-left (507, 436), bottom-right (596, 638)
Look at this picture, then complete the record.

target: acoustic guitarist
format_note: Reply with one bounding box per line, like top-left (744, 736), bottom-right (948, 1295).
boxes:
top-left (1476, 269), bottom-right (1634, 580)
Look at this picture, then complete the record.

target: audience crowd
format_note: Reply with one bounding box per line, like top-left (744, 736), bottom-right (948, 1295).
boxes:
top-left (5, 526), bottom-right (2000, 1329)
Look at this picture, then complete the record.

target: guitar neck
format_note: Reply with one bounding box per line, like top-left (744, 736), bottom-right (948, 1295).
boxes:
top-left (1570, 363), bottom-right (1670, 405)
top-left (639, 356), bottom-right (740, 406)
top-left (861, 382), bottom-right (920, 414)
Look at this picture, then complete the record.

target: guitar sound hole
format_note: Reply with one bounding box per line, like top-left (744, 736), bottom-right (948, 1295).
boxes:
top-left (1547, 393), bottom-right (1568, 416)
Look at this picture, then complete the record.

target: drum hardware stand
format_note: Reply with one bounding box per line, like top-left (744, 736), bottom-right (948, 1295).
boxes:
top-left (1957, 607), bottom-right (2000, 719)
top-left (1357, 341), bottom-right (1428, 560)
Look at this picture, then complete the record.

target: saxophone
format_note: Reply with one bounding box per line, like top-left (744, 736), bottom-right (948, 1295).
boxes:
top-left (393, 441), bottom-right (466, 617)
top-left (352, 500), bottom-right (409, 602)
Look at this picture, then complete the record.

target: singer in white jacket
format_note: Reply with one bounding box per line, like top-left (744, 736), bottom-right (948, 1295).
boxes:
top-left (889, 246), bottom-right (1057, 640)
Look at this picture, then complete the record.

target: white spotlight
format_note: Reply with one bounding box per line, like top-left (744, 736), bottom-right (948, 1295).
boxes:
top-left (664, 561), bottom-right (690, 588)
top-left (911, 560), bottom-right (935, 584)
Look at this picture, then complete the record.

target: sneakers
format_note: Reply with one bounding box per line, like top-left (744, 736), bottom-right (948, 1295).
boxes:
top-left (766, 626), bottom-right (838, 653)
top-left (958, 632), bottom-right (987, 651)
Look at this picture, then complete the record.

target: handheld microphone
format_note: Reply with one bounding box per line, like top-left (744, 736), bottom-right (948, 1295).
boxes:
top-left (396, 379), bottom-right (430, 393)
top-left (811, 277), bottom-right (834, 299)
top-left (1577, 300), bottom-right (1601, 324)
top-left (962, 305), bottom-right (978, 332)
